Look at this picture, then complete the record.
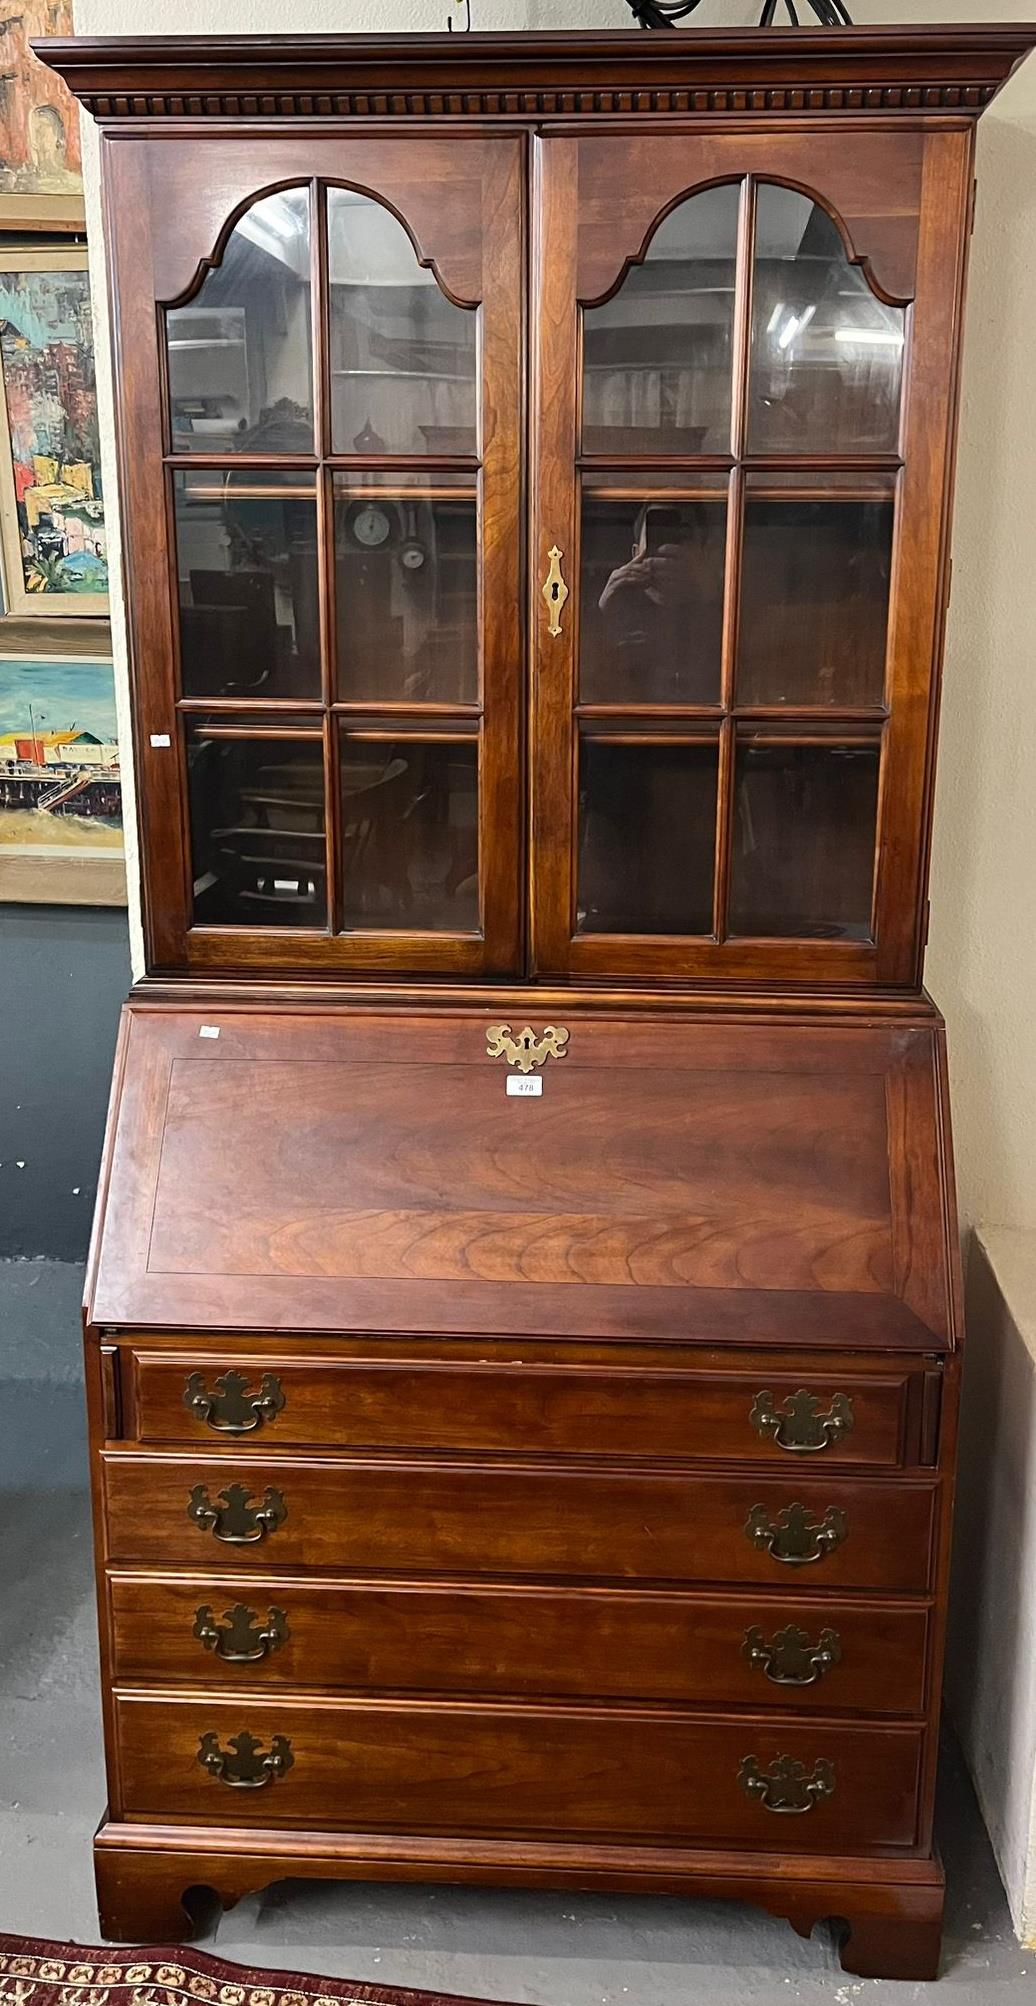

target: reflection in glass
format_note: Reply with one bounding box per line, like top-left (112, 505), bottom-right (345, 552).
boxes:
top-left (738, 480), bottom-right (894, 707)
top-left (582, 184), bottom-right (740, 455)
top-left (730, 735), bottom-right (879, 940)
top-left (328, 189), bottom-right (477, 456)
top-left (580, 490), bottom-right (726, 705)
top-left (166, 189), bottom-right (313, 453)
top-left (174, 472), bottom-right (320, 701)
top-left (578, 737), bottom-right (717, 934)
top-left (334, 478), bottom-right (477, 704)
top-left (341, 737), bottom-right (478, 931)
top-left (187, 729), bottom-right (326, 928)
top-left (749, 187), bottom-right (905, 454)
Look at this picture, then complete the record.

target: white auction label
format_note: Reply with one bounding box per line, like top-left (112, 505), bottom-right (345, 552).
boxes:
top-left (506, 1076), bottom-right (542, 1097)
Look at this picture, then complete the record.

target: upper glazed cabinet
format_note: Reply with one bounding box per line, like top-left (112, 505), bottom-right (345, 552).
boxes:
top-left (78, 48), bottom-right (984, 985)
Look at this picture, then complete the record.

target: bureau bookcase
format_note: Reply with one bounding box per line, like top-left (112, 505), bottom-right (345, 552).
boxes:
top-left (41, 25), bottom-right (1035, 1980)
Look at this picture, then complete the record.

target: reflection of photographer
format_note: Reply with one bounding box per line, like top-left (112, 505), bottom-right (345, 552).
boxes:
top-left (595, 503), bottom-right (719, 703)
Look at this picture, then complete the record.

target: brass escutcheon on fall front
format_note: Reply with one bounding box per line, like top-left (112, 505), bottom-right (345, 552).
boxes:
top-left (184, 1368), bottom-right (286, 1435)
top-left (193, 1603), bottom-right (290, 1663)
top-left (737, 1753), bottom-right (836, 1815)
top-left (197, 1730), bottom-right (294, 1789)
top-left (743, 1622), bottom-right (842, 1686)
top-left (744, 1500), bottom-right (848, 1565)
top-left (187, 1481), bottom-right (287, 1545)
top-left (750, 1387), bottom-right (855, 1453)
top-left (486, 1023), bottom-right (570, 1073)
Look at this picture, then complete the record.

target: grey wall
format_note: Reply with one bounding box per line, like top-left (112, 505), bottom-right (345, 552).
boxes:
top-left (0, 905), bottom-right (130, 1261)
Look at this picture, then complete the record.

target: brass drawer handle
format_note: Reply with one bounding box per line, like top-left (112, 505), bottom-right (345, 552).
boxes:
top-left (542, 543), bottom-right (569, 636)
top-left (197, 1730), bottom-right (293, 1789)
top-left (184, 1369), bottom-right (286, 1435)
top-left (738, 1753), bottom-right (835, 1815)
top-left (750, 1388), bottom-right (854, 1453)
top-left (187, 1481), bottom-right (287, 1545)
top-left (194, 1603), bottom-right (290, 1663)
top-left (745, 1500), bottom-right (847, 1565)
top-left (743, 1622), bottom-right (841, 1686)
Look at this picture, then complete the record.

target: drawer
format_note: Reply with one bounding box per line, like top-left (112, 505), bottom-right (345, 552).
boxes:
top-left (125, 1346), bottom-right (926, 1468)
top-left (109, 1573), bottom-right (931, 1714)
top-left (112, 1692), bottom-right (924, 1850)
top-left (102, 1453), bottom-right (937, 1591)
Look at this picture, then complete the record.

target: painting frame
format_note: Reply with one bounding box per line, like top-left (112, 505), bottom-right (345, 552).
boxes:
top-left (0, 650), bottom-right (126, 906)
top-left (0, 245), bottom-right (109, 620)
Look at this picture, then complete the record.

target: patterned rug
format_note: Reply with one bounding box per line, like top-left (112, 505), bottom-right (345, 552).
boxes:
top-left (0, 1938), bottom-right (519, 2006)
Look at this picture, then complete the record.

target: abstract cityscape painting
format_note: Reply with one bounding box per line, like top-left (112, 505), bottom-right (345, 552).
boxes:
top-left (0, 248), bottom-right (108, 617)
top-left (0, 654), bottom-right (125, 904)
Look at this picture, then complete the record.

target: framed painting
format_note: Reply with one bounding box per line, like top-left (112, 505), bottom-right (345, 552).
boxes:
top-left (0, 654), bottom-right (126, 905)
top-left (0, 2), bottom-right (84, 231)
top-left (0, 247), bottom-right (107, 617)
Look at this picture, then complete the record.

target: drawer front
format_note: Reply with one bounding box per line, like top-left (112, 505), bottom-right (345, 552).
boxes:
top-left (102, 1454), bottom-right (937, 1591)
top-left (127, 1349), bottom-right (922, 1467)
top-left (112, 1692), bottom-right (924, 1850)
top-left (109, 1574), bottom-right (931, 1714)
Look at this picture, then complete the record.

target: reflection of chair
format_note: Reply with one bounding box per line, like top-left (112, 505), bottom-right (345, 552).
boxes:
top-left (182, 569), bottom-right (278, 698)
top-left (341, 751), bottom-right (477, 927)
top-left (199, 750), bottom-right (325, 920)
top-left (341, 758), bottom-right (414, 918)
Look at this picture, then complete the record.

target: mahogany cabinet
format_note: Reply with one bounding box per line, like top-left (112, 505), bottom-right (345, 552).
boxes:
top-left (41, 23), bottom-right (1035, 1980)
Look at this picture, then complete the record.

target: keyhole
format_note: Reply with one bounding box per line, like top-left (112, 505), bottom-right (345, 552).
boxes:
top-left (551, 582), bottom-right (560, 601)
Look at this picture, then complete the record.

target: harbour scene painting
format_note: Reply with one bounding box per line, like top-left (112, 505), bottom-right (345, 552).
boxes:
top-left (0, 250), bottom-right (107, 615)
top-left (0, 655), bottom-right (125, 903)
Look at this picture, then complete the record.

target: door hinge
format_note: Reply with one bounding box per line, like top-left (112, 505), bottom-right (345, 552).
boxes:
top-left (923, 897), bottom-right (932, 948)
top-left (969, 177), bottom-right (978, 235)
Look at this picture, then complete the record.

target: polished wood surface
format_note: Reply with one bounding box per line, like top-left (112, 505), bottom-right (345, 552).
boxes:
top-left (88, 1003), bottom-right (955, 1347)
top-left (41, 21), bottom-right (1021, 1975)
top-left (128, 1347), bottom-right (926, 1466)
top-left (38, 27), bottom-right (1036, 124)
top-left (111, 1691), bottom-right (925, 1849)
top-left (109, 1574), bottom-right (932, 1715)
top-left (102, 1450), bottom-right (938, 1591)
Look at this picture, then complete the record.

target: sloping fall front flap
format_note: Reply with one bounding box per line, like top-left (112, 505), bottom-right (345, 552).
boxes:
top-left (86, 1002), bottom-right (957, 1349)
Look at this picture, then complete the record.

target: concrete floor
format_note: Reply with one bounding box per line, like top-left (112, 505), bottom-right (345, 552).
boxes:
top-left (1, 1264), bottom-right (1034, 2005)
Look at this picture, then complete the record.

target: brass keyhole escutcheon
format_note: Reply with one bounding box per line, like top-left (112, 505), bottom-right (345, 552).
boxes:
top-left (542, 544), bottom-right (569, 637)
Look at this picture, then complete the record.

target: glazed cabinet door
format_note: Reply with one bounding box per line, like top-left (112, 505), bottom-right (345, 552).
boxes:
top-left (106, 133), bottom-right (523, 975)
top-left (529, 128), bottom-right (971, 984)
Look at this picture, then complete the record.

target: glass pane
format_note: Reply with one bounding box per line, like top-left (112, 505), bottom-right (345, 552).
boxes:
top-left (166, 189), bottom-right (312, 453)
top-left (749, 186), bottom-right (904, 454)
top-left (187, 728), bottom-right (326, 928)
top-left (578, 737), bottom-right (717, 935)
top-left (737, 476), bottom-right (894, 707)
top-left (341, 736), bottom-right (478, 931)
top-left (328, 189), bottom-right (477, 456)
top-left (580, 485), bottom-right (727, 706)
top-left (730, 733), bottom-right (880, 940)
top-left (174, 471), bottom-right (320, 701)
top-left (582, 183), bottom-right (740, 456)
top-left (334, 474), bottom-right (477, 704)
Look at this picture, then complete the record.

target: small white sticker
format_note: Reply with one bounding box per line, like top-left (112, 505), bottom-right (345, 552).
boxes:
top-left (198, 1024), bottom-right (220, 1040)
top-left (149, 732), bottom-right (171, 748)
top-left (506, 1075), bottom-right (542, 1097)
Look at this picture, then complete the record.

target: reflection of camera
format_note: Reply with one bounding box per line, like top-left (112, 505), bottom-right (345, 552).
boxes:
top-left (634, 503), bottom-right (685, 559)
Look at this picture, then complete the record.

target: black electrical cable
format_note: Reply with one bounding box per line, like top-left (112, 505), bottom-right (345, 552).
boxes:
top-left (625, 0), bottom-right (852, 23)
